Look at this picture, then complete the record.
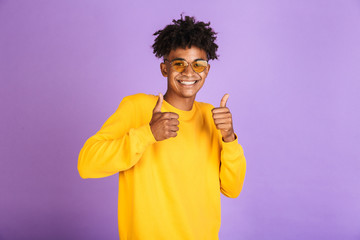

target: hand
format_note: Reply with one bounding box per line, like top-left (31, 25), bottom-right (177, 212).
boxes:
top-left (150, 93), bottom-right (180, 141)
top-left (212, 94), bottom-right (236, 142)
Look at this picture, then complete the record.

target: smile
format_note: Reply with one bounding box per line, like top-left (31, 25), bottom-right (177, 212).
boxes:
top-left (178, 80), bottom-right (199, 85)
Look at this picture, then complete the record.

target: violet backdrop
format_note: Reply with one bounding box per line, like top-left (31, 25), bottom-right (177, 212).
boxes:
top-left (1, 0), bottom-right (359, 239)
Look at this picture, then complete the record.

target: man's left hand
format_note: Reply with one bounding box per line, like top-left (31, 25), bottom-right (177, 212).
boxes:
top-left (212, 94), bottom-right (236, 142)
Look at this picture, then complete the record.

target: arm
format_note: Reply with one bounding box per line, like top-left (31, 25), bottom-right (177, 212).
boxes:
top-left (212, 94), bottom-right (247, 198)
top-left (219, 137), bottom-right (247, 198)
top-left (77, 96), bottom-right (156, 179)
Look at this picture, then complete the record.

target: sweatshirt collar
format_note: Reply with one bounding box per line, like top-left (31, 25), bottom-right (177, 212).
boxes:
top-left (162, 99), bottom-right (197, 121)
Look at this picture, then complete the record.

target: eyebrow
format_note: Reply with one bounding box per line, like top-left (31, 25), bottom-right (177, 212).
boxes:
top-left (171, 57), bottom-right (207, 61)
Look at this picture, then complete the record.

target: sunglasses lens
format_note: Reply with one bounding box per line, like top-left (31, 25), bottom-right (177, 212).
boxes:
top-left (192, 60), bottom-right (208, 73)
top-left (169, 59), bottom-right (208, 73)
top-left (172, 60), bottom-right (187, 72)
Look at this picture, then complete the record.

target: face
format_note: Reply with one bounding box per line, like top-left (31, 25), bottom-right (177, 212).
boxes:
top-left (160, 46), bottom-right (210, 102)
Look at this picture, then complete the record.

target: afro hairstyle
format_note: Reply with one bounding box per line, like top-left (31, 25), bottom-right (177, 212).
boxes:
top-left (152, 15), bottom-right (219, 60)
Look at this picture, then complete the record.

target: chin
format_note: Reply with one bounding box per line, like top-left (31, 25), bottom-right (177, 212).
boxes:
top-left (180, 91), bottom-right (200, 99)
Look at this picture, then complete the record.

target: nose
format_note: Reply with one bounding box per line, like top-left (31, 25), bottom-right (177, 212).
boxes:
top-left (182, 63), bottom-right (197, 76)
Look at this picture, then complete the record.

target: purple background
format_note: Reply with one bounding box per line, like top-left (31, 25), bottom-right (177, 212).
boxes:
top-left (1, 0), bottom-right (360, 239)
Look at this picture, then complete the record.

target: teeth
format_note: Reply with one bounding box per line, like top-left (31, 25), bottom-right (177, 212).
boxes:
top-left (180, 81), bottom-right (196, 85)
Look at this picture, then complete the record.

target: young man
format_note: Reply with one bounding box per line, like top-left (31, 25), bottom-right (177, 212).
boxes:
top-left (78, 16), bottom-right (246, 240)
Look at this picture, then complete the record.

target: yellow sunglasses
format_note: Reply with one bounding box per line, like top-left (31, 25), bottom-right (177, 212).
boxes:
top-left (164, 58), bottom-right (208, 73)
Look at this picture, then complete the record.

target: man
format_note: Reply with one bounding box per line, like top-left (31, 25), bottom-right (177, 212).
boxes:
top-left (78, 15), bottom-right (246, 240)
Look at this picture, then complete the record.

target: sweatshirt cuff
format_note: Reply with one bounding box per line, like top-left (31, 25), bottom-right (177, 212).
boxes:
top-left (221, 135), bottom-right (245, 159)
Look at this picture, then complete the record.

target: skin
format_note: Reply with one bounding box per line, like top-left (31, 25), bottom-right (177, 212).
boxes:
top-left (161, 46), bottom-right (210, 111)
top-left (150, 46), bottom-right (236, 142)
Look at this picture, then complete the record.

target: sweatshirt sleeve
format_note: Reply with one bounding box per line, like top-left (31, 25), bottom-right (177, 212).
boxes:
top-left (77, 96), bottom-right (156, 179)
top-left (219, 136), bottom-right (247, 198)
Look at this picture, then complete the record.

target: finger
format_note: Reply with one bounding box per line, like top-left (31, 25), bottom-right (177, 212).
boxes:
top-left (214, 118), bottom-right (232, 125)
top-left (216, 123), bottom-right (232, 130)
top-left (220, 93), bottom-right (229, 108)
top-left (162, 119), bottom-right (179, 128)
top-left (168, 125), bottom-right (179, 132)
top-left (162, 112), bottom-right (179, 119)
top-left (153, 93), bottom-right (163, 113)
top-left (212, 112), bottom-right (232, 119)
top-left (212, 107), bottom-right (230, 114)
top-left (167, 119), bottom-right (180, 126)
top-left (168, 131), bottom-right (178, 138)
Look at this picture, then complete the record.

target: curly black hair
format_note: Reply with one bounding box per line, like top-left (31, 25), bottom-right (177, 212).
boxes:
top-left (152, 15), bottom-right (218, 60)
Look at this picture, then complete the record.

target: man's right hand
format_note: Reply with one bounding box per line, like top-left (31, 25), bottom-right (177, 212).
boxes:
top-left (150, 93), bottom-right (180, 141)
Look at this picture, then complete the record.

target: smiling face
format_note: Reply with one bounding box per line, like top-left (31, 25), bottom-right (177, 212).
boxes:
top-left (160, 46), bottom-right (210, 109)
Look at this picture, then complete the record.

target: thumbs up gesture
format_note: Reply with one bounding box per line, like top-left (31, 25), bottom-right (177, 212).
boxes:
top-left (150, 94), bottom-right (180, 141)
top-left (212, 94), bottom-right (236, 142)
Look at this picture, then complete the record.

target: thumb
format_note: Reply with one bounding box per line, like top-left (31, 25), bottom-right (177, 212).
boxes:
top-left (220, 93), bottom-right (229, 107)
top-left (153, 93), bottom-right (163, 113)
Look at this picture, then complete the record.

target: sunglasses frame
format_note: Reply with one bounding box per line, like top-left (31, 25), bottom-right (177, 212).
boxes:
top-left (164, 58), bottom-right (208, 73)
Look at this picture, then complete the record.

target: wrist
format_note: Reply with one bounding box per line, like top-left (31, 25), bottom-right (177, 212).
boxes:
top-left (223, 133), bottom-right (236, 142)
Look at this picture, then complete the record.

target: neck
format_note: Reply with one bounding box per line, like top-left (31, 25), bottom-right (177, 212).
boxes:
top-left (164, 92), bottom-right (195, 111)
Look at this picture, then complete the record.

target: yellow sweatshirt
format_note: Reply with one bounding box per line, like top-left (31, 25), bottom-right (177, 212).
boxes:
top-left (78, 93), bottom-right (246, 240)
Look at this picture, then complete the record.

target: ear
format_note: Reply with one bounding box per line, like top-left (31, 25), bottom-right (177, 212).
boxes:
top-left (204, 63), bottom-right (210, 77)
top-left (160, 62), bottom-right (168, 77)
